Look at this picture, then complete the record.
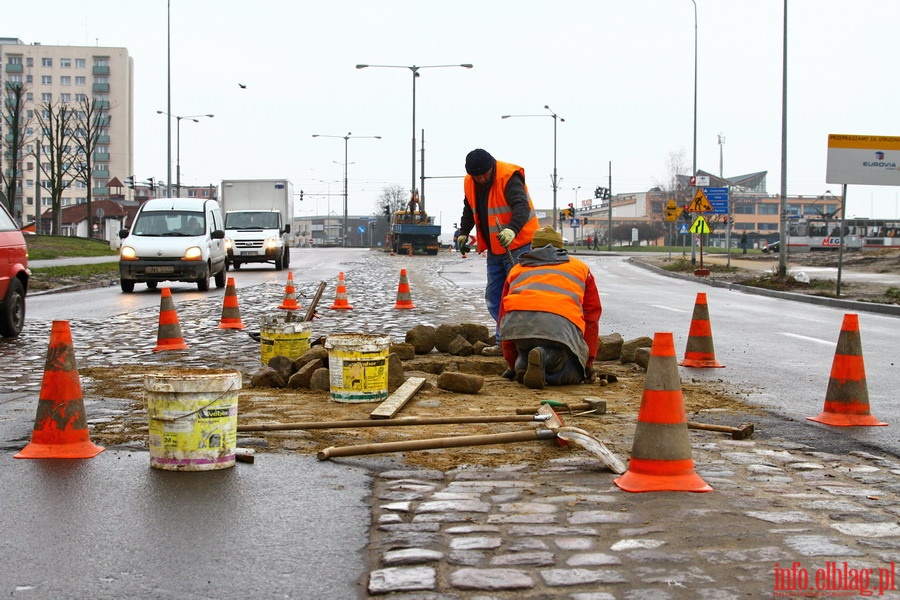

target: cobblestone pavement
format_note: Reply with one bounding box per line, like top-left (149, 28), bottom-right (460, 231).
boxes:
top-left (5, 251), bottom-right (900, 598)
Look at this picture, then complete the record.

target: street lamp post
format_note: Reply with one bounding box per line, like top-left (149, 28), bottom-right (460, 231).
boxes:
top-left (312, 133), bottom-right (381, 247)
top-left (572, 186), bottom-right (581, 247)
top-left (356, 63), bottom-right (473, 199)
top-left (157, 111), bottom-right (214, 197)
top-left (501, 106), bottom-right (565, 229)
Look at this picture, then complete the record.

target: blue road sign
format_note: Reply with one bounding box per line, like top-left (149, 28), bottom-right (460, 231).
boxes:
top-left (678, 223), bottom-right (689, 234)
top-left (704, 187), bottom-right (729, 215)
top-left (570, 219), bottom-right (580, 228)
top-left (357, 225), bottom-right (366, 233)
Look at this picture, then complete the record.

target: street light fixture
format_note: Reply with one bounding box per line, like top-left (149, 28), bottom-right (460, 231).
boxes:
top-left (312, 132), bottom-right (381, 247)
top-left (156, 111), bottom-right (214, 197)
top-left (355, 63), bottom-right (473, 199)
top-left (501, 106), bottom-right (565, 229)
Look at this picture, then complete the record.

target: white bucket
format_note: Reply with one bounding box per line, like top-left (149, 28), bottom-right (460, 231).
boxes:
top-left (325, 334), bottom-right (391, 403)
top-left (259, 314), bottom-right (312, 366)
top-left (146, 369), bottom-right (242, 471)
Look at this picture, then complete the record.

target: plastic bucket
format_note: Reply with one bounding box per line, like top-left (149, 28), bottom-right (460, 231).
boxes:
top-left (325, 333), bottom-right (391, 403)
top-left (260, 314), bottom-right (312, 366)
top-left (146, 369), bottom-right (242, 471)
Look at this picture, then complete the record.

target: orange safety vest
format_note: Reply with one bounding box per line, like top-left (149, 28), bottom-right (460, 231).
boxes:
top-left (503, 258), bottom-right (590, 333)
top-left (464, 161), bottom-right (540, 255)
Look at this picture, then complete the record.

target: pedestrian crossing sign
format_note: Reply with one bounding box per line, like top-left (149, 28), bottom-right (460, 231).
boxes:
top-left (678, 223), bottom-right (689, 234)
top-left (690, 215), bottom-right (710, 234)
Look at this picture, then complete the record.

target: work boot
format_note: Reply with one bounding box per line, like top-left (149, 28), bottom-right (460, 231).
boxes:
top-left (523, 347), bottom-right (545, 390)
top-left (501, 368), bottom-right (515, 380)
top-left (482, 344), bottom-right (503, 356)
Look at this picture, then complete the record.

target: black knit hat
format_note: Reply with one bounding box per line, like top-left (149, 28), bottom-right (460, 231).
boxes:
top-left (465, 149), bottom-right (495, 176)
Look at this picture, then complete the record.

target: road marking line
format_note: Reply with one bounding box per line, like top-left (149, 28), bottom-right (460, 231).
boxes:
top-left (651, 305), bottom-right (686, 313)
top-left (780, 332), bottom-right (833, 345)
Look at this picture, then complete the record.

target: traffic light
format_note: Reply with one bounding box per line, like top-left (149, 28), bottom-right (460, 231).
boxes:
top-left (582, 216), bottom-right (589, 225)
top-left (559, 211), bottom-right (566, 222)
top-left (124, 175), bottom-right (135, 189)
top-left (568, 202), bottom-right (576, 215)
top-left (299, 189), bottom-right (304, 202)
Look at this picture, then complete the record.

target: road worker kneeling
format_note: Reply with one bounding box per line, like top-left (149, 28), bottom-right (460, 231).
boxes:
top-left (498, 226), bottom-right (602, 389)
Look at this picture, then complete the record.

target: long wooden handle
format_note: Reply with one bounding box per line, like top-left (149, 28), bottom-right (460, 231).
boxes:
top-left (317, 428), bottom-right (557, 460)
top-left (238, 414), bottom-right (543, 432)
top-left (304, 281), bottom-right (327, 322)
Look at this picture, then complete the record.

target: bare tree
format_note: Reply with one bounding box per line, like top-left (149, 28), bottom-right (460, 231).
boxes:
top-left (656, 149), bottom-right (691, 204)
top-left (35, 101), bottom-right (79, 235)
top-left (0, 82), bottom-right (32, 220)
top-left (375, 184), bottom-right (407, 216)
top-left (73, 96), bottom-right (109, 238)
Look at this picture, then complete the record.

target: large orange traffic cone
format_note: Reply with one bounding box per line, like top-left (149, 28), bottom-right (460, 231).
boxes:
top-left (15, 320), bottom-right (105, 459)
top-left (679, 292), bottom-right (724, 368)
top-left (218, 277), bottom-right (245, 329)
top-left (153, 287), bottom-right (189, 352)
top-left (393, 269), bottom-right (416, 309)
top-left (278, 271), bottom-right (301, 311)
top-left (807, 313), bottom-right (887, 427)
top-left (329, 272), bottom-right (353, 310)
top-left (614, 331), bottom-right (712, 493)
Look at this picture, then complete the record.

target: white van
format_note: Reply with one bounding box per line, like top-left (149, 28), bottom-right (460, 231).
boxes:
top-left (118, 198), bottom-right (228, 293)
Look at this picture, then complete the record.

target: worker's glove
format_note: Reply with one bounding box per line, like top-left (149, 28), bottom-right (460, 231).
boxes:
top-left (498, 228), bottom-right (515, 247)
top-left (456, 235), bottom-right (469, 248)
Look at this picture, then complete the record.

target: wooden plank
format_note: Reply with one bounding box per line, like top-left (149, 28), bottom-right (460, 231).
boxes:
top-left (369, 377), bottom-right (426, 419)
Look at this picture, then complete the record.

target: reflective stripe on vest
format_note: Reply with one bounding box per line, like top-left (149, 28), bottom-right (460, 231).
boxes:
top-left (504, 260), bottom-right (588, 333)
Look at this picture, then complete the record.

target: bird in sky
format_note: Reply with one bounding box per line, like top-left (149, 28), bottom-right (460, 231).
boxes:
top-left (238, 83), bottom-right (247, 89)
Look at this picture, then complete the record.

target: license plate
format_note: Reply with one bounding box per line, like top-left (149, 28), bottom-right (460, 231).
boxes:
top-left (240, 250), bottom-right (259, 256)
top-left (145, 266), bottom-right (174, 274)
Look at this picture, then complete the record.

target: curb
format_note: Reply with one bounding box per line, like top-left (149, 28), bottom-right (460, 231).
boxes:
top-left (629, 257), bottom-right (900, 316)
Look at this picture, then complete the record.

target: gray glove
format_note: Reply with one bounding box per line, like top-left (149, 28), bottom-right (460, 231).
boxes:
top-left (497, 228), bottom-right (515, 247)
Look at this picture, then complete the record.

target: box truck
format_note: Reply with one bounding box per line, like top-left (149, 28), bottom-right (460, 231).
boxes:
top-left (220, 179), bottom-right (294, 270)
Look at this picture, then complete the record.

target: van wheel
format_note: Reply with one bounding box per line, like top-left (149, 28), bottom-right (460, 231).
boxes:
top-left (0, 279), bottom-right (26, 337)
top-left (214, 267), bottom-right (227, 288)
top-left (146, 281), bottom-right (158, 289)
top-left (233, 261), bottom-right (241, 270)
top-left (275, 252), bottom-right (284, 271)
top-left (198, 271), bottom-right (211, 292)
top-left (282, 248), bottom-right (290, 268)
top-left (121, 279), bottom-right (136, 293)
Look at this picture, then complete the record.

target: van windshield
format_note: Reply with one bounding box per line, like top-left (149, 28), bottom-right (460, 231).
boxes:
top-left (225, 212), bottom-right (280, 229)
top-left (132, 211), bottom-right (206, 236)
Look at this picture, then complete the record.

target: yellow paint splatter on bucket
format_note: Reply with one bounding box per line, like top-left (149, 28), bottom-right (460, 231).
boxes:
top-left (325, 333), bottom-right (390, 403)
top-left (146, 369), bottom-right (241, 471)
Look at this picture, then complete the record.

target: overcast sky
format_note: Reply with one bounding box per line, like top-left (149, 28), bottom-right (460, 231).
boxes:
top-left (10, 0), bottom-right (900, 232)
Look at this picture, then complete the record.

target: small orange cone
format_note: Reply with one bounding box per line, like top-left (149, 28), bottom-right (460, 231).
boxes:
top-left (15, 320), bottom-right (105, 459)
top-left (153, 287), bottom-right (189, 352)
top-left (393, 268), bottom-right (416, 309)
top-left (679, 292), bottom-right (724, 368)
top-left (278, 271), bottom-right (301, 311)
top-left (218, 277), bottom-right (245, 329)
top-left (614, 331), bottom-right (712, 493)
top-left (329, 272), bottom-right (354, 310)
top-left (807, 313), bottom-right (887, 427)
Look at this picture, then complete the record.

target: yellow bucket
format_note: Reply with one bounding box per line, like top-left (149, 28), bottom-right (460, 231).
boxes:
top-left (260, 314), bottom-right (312, 366)
top-left (325, 333), bottom-right (391, 403)
top-left (146, 369), bottom-right (241, 471)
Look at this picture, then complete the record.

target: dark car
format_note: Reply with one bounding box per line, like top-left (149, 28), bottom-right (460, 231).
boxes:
top-left (762, 240), bottom-right (780, 254)
top-left (0, 202), bottom-right (29, 337)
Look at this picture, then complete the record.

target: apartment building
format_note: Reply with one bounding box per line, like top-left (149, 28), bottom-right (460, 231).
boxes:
top-left (0, 37), bottom-right (133, 223)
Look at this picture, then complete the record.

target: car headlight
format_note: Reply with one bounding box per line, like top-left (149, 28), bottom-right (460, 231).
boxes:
top-left (183, 246), bottom-right (203, 260)
top-left (265, 236), bottom-right (280, 250)
top-left (225, 238), bottom-right (233, 251)
top-left (120, 246), bottom-right (137, 260)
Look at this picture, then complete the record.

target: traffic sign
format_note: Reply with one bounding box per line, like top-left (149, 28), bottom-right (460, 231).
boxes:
top-left (690, 175), bottom-right (710, 187)
top-left (687, 189), bottom-right (713, 212)
top-left (570, 218), bottom-right (580, 228)
top-left (678, 224), bottom-right (689, 234)
top-left (690, 215), bottom-right (710, 234)
top-left (357, 225), bottom-right (366, 233)
top-left (703, 187), bottom-right (729, 215)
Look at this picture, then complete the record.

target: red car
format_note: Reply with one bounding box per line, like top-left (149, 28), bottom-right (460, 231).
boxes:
top-left (0, 202), bottom-right (29, 337)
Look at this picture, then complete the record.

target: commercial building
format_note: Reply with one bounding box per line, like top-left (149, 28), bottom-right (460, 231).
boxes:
top-left (0, 37), bottom-right (133, 223)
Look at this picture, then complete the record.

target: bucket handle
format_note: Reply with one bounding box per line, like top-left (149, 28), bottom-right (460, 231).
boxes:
top-left (147, 380), bottom-right (238, 423)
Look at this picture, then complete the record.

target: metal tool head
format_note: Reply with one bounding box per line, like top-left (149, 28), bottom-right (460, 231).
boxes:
top-left (536, 404), bottom-right (568, 447)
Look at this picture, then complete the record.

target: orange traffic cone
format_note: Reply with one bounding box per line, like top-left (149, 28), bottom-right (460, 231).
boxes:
top-left (679, 292), bottom-right (724, 368)
top-left (15, 320), bottom-right (105, 459)
top-left (154, 287), bottom-right (189, 352)
top-left (614, 331), bottom-right (712, 493)
top-left (807, 313), bottom-right (887, 427)
top-left (329, 272), bottom-right (353, 310)
top-left (393, 268), bottom-right (416, 309)
top-left (218, 277), bottom-right (245, 329)
top-left (278, 271), bottom-right (301, 311)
